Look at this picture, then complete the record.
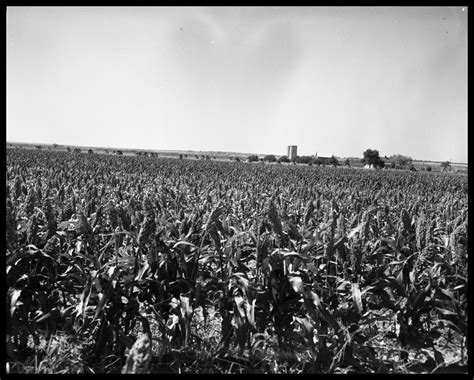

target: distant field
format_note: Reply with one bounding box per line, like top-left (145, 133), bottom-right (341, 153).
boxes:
top-left (6, 142), bottom-right (252, 161)
top-left (7, 141), bottom-right (467, 173)
top-left (414, 160), bottom-right (467, 171)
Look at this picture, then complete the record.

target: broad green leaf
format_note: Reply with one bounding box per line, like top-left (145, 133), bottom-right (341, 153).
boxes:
top-left (288, 275), bottom-right (304, 294)
top-left (351, 282), bottom-right (363, 315)
top-left (10, 289), bottom-right (22, 316)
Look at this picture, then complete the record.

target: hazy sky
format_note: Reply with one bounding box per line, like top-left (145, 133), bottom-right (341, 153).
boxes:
top-left (7, 6), bottom-right (468, 162)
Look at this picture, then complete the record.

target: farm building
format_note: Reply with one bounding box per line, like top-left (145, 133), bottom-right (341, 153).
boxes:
top-left (312, 153), bottom-right (334, 165)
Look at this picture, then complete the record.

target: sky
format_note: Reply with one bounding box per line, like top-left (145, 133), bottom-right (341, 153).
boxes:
top-left (7, 6), bottom-right (468, 162)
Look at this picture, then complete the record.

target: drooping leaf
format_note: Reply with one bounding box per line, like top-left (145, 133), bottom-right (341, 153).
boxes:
top-left (351, 282), bottom-right (363, 316)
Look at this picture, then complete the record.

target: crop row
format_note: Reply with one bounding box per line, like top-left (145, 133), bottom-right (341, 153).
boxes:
top-left (6, 148), bottom-right (468, 373)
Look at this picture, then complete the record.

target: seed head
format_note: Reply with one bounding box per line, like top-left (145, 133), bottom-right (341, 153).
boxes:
top-left (303, 200), bottom-right (315, 226)
top-left (266, 199), bottom-right (282, 235)
top-left (43, 234), bottom-right (60, 256)
top-left (26, 213), bottom-right (39, 246)
top-left (24, 188), bottom-right (36, 217)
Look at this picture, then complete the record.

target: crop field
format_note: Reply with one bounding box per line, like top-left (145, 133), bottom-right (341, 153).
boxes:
top-left (5, 147), bottom-right (468, 374)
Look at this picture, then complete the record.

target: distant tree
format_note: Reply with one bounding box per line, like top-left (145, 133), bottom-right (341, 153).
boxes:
top-left (296, 156), bottom-right (313, 164)
top-left (88, 149), bottom-right (94, 154)
top-left (263, 154), bottom-right (277, 163)
top-left (184, 154), bottom-right (188, 158)
top-left (116, 150), bottom-right (123, 156)
top-left (278, 155), bottom-right (290, 163)
top-left (389, 154), bottom-right (413, 168)
top-left (409, 164), bottom-right (416, 171)
top-left (213, 156), bottom-right (216, 160)
top-left (74, 148), bottom-right (81, 154)
top-left (344, 158), bottom-right (351, 167)
top-left (440, 161), bottom-right (451, 172)
top-left (247, 154), bottom-right (259, 162)
top-left (67, 146), bottom-right (71, 152)
top-left (53, 143), bottom-right (58, 148)
top-left (234, 157), bottom-right (241, 162)
top-left (426, 166), bottom-right (432, 172)
top-left (363, 149), bottom-right (384, 168)
top-left (390, 162), bottom-right (396, 169)
top-left (195, 154), bottom-right (199, 159)
top-left (363, 149), bottom-right (378, 165)
top-left (205, 155), bottom-right (210, 160)
top-left (329, 155), bottom-right (339, 167)
top-left (36, 145), bottom-right (42, 150)
top-left (179, 154), bottom-right (183, 159)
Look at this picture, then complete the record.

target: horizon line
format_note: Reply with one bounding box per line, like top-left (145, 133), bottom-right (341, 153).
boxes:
top-left (6, 140), bottom-right (468, 165)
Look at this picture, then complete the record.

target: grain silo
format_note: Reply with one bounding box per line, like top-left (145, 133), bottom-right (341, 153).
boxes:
top-left (287, 145), bottom-right (297, 160)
